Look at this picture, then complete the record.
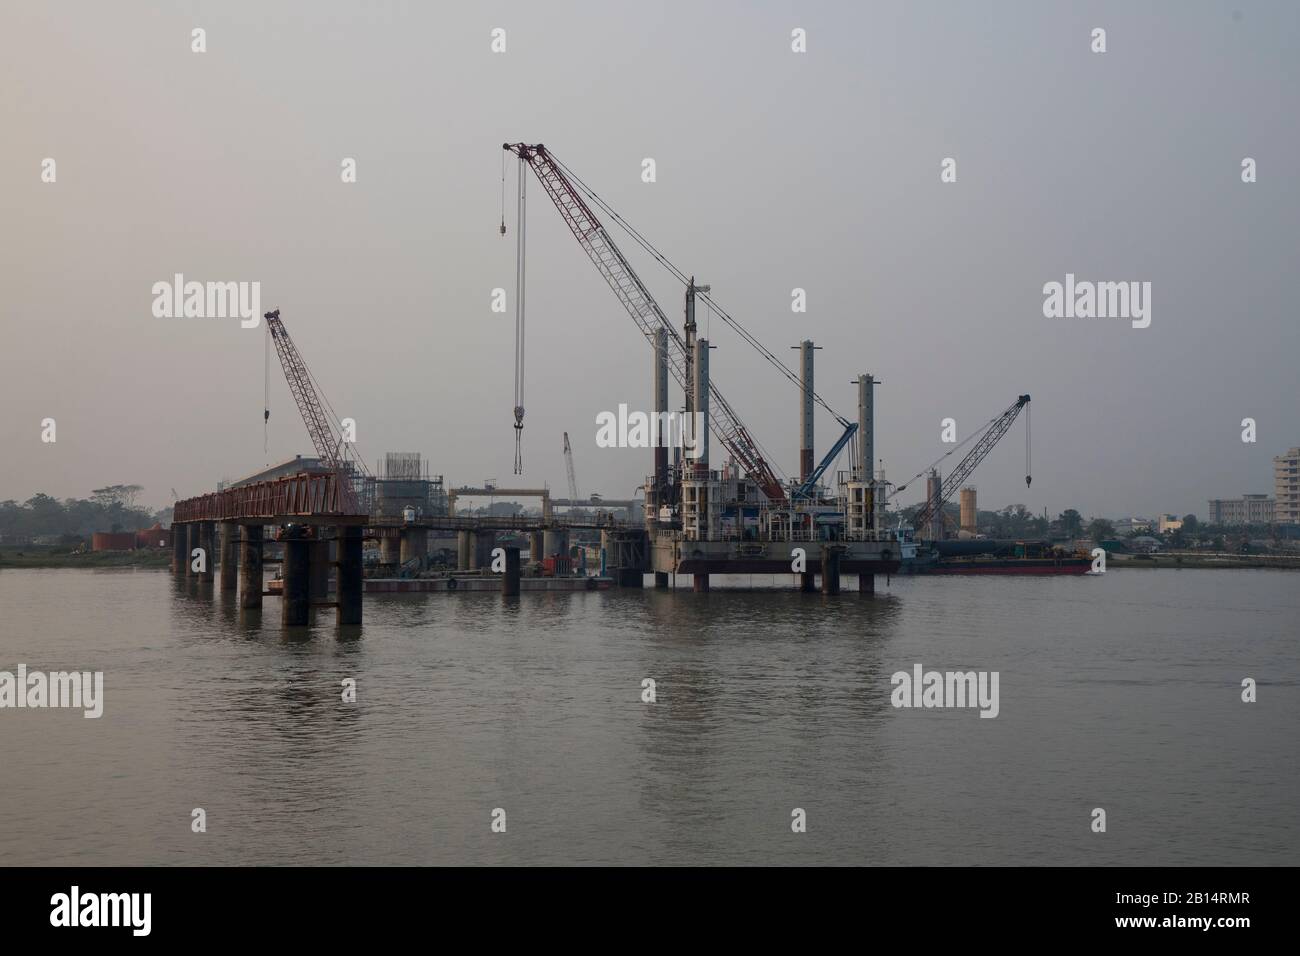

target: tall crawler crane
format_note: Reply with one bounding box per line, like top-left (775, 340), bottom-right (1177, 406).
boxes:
top-left (264, 309), bottom-right (371, 512)
top-left (903, 394), bottom-right (1031, 539)
top-left (502, 143), bottom-right (858, 506)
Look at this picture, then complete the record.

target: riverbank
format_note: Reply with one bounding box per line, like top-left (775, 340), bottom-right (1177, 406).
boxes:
top-left (1109, 551), bottom-right (1300, 570)
top-left (0, 547), bottom-right (170, 569)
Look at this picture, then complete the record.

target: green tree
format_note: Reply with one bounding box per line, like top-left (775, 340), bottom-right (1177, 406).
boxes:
top-left (1088, 518), bottom-right (1116, 542)
top-left (1058, 509), bottom-right (1084, 538)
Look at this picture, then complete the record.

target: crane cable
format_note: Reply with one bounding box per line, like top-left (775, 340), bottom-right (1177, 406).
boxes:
top-left (513, 155), bottom-right (527, 474)
top-left (894, 406), bottom-right (1009, 496)
top-left (1025, 402), bottom-right (1032, 488)
top-left (263, 322), bottom-right (270, 456)
top-left (547, 152), bottom-right (850, 427)
top-left (499, 151), bottom-right (507, 236)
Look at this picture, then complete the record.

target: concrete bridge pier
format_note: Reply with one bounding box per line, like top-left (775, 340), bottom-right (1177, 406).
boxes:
top-left (198, 521), bottom-right (216, 583)
top-left (543, 529), bottom-right (569, 561)
top-left (400, 528), bottom-right (427, 569)
top-left (821, 546), bottom-right (843, 595)
top-left (172, 523), bottom-right (188, 575)
top-left (309, 538), bottom-right (330, 606)
top-left (379, 534), bottom-right (401, 566)
top-left (281, 526), bottom-right (311, 626)
top-left (239, 525), bottom-right (264, 611)
top-left (858, 572), bottom-right (875, 595)
top-left (337, 527), bottom-right (363, 626)
top-left (219, 522), bottom-right (239, 592)
top-left (529, 531), bottom-right (544, 563)
top-left (457, 531), bottom-right (473, 570)
top-left (502, 547), bottom-right (521, 596)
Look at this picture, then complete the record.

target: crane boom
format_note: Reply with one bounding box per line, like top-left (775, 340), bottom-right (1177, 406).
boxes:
top-left (264, 309), bottom-right (369, 511)
top-left (563, 432), bottom-right (579, 501)
top-left (911, 394), bottom-right (1030, 536)
top-left (503, 143), bottom-right (787, 503)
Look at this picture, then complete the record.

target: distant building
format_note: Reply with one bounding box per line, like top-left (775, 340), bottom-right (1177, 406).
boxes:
top-left (1157, 514), bottom-right (1183, 533)
top-left (1114, 517), bottom-right (1153, 535)
top-left (1275, 448), bottom-right (1300, 524)
top-left (1128, 535), bottom-right (1162, 554)
top-left (1207, 494), bottom-right (1274, 526)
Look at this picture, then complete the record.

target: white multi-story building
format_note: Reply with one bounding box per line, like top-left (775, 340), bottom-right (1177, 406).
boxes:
top-left (1275, 448), bottom-right (1300, 524)
top-left (1207, 494), bottom-right (1274, 526)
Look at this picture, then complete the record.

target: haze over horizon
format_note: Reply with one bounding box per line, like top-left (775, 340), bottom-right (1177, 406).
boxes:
top-left (3, 1), bottom-right (1297, 520)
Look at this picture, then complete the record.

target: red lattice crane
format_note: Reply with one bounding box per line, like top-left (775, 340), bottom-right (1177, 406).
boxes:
top-left (264, 309), bottom-right (370, 512)
top-left (503, 142), bottom-right (787, 504)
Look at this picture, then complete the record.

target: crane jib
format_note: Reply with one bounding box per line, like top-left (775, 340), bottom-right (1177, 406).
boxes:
top-left (505, 142), bottom-right (787, 503)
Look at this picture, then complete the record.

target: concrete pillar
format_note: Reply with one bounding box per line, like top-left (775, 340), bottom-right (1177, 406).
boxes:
top-left (502, 547), bottom-right (521, 596)
top-left (219, 522), bottom-right (239, 591)
top-left (859, 572), bottom-right (875, 595)
top-left (171, 523), bottom-right (187, 574)
top-left (457, 531), bottom-right (473, 570)
top-left (309, 538), bottom-right (330, 604)
top-left (239, 525), bottom-right (263, 610)
top-left (652, 327), bottom-right (669, 506)
top-left (542, 529), bottom-right (568, 561)
top-left (858, 374), bottom-right (874, 481)
top-left (198, 522), bottom-right (216, 583)
top-left (654, 571), bottom-right (669, 589)
top-left (799, 340), bottom-right (815, 483)
top-left (693, 573), bottom-right (710, 592)
top-left (337, 526), bottom-right (363, 626)
top-left (692, 337), bottom-right (710, 468)
top-left (821, 546), bottom-right (842, 595)
top-left (380, 533), bottom-right (401, 566)
top-left (185, 523), bottom-right (200, 579)
top-left (400, 528), bottom-right (427, 567)
top-left (281, 526), bottom-right (311, 627)
top-left (472, 533), bottom-right (495, 570)
top-left (529, 531), bottom-right (544, 563)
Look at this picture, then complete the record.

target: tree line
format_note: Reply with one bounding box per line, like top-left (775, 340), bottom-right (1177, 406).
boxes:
top-left (0, 485), bottom-right (170, 543)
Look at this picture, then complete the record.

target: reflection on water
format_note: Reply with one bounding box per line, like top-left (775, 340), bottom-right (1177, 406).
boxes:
top-left (0, 568), bottom-right (1296, 865)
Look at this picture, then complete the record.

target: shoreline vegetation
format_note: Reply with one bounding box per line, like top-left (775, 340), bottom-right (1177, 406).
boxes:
top-left (0, 547), bottom-right (170, 570)
top-left (1106, 551), bottom-right (1300, 570)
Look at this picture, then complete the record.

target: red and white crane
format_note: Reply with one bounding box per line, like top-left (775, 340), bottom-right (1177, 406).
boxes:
top-left (263, 308), bottom-right (371, 512)
top-left (503, 142), bottom-right (855, 505)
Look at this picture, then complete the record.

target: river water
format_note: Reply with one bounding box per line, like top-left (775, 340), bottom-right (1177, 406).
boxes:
top-left (0, 567), bottom-right (1295, 865)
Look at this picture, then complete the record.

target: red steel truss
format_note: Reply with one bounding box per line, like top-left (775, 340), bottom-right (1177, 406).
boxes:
top-left (173, 472), bottom-right (365, 524)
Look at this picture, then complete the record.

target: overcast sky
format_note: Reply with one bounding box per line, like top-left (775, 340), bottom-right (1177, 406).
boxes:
top-left (2, 1), bottom-right (1297, 520)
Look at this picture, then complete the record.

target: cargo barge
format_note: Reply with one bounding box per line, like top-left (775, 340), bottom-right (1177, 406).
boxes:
top-left (903, 540), bottom-right (1092, 576)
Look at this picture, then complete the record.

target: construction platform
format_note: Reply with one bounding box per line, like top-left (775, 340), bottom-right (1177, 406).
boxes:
top-left (268, 575), bottom-right (614, 594)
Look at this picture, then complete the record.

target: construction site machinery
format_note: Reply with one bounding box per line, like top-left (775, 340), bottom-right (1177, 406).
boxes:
top-left (264, 309), bottom-right (371, 512)
top-left (503, 142), bottom-right (863, 506)
top-left (904, 395), bottom-right (1031, 539)
top-left (563, 432), bottom-right (580, 502)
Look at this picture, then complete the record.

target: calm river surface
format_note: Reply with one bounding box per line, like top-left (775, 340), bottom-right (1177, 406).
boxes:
top-left (0, 567), bottom-right (1295, 865)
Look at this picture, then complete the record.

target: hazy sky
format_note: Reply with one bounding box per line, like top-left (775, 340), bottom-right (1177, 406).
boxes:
top-left (2, 1), bottom-right (1297, 520)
